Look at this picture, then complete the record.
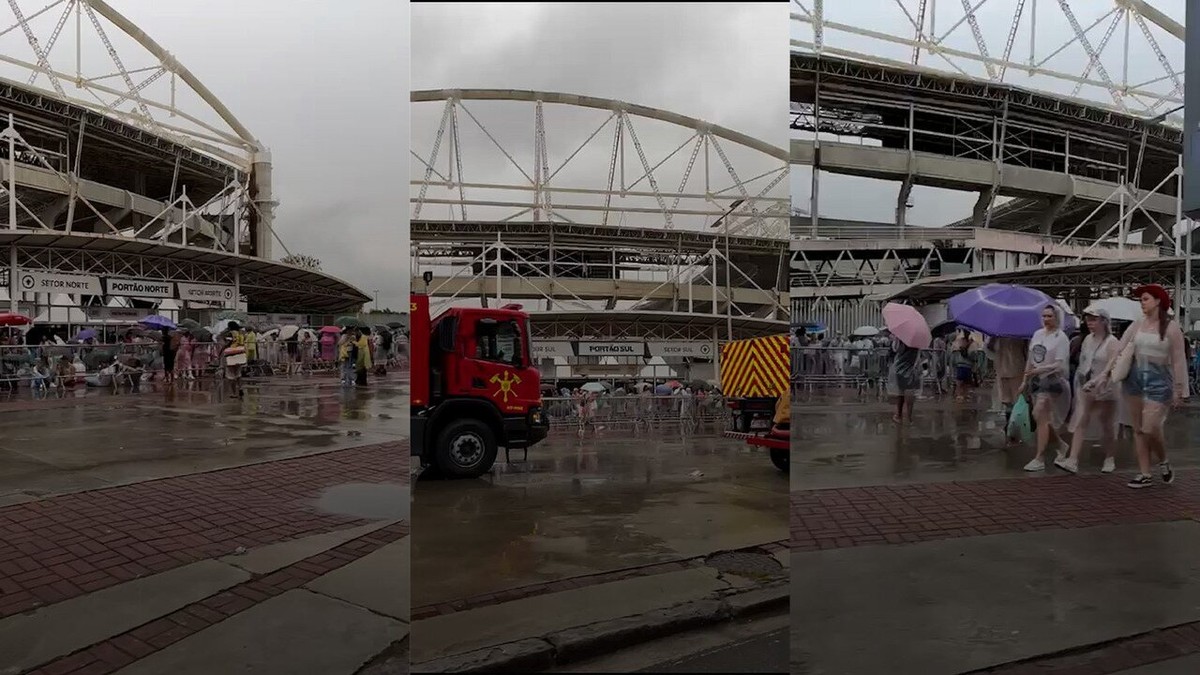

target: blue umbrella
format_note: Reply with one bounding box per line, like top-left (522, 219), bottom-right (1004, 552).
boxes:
top-left (73, 328), bottom-right (97, 342)
top-left (139, 315), bottom-right (177, 330)
top-left (948, 284), bottom-right (1069, 338)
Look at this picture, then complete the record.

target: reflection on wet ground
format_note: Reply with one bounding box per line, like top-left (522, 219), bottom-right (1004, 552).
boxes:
top-left (0, 376), bottom-right (407, 504)
top-left (412, 432), bottom-right (788, 607)
top-left (792, 395), bottom-right (1200, 491)
top-left (316, 482), bottom-right (410, 521)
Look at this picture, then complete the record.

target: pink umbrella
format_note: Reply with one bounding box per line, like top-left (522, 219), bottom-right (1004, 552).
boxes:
top-left (882, 302), bottom-right (932, 349)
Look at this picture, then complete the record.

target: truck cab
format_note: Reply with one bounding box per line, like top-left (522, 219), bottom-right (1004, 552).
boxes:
top-left (411, 293), bottom-right (548, 477)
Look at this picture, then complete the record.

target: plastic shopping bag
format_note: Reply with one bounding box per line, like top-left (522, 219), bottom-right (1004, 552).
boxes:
top-left (1007, 394), bottom-right (1033, 443)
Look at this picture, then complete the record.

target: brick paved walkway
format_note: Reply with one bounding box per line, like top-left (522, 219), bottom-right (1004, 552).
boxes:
top-left (0, 441), bottom-right (406, 619)
top-left (791, 471), bottom-right (1200, 552)
top-left (26, 520), bottom-right (410, 675)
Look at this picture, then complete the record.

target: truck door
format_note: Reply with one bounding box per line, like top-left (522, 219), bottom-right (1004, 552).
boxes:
top-left (464, 317), bottom-right (530, 415)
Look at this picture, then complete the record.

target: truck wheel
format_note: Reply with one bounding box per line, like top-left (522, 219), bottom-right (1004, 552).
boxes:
top-left (736, 413), bottom-right (752, 433)
top-left (435, 419), bottom-right (498, 478)
top-left (769, 448), bottom-right (789, 472)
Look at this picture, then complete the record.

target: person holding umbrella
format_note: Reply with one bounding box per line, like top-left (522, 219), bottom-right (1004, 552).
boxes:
top-left (882, 303), bottom-right (932, 424)
top-left (1089, 284), bottom-right (1188, 489)
top-left (1020, 305), bottom-right (1072, 472)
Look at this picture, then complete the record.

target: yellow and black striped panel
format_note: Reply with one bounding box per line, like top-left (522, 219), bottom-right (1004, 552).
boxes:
top-left (720, 334), bottom-right (790, 398)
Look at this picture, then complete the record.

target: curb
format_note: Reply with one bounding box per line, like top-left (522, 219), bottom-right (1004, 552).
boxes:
top-left (411, 581), bottom-right (788, 673)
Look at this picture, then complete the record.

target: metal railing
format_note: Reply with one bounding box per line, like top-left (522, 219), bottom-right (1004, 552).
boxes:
top-left (790, 346), bottom-right (994, 396)
top-left (541, 394), bottom-right (730, 432)
top-left (0, 340), bottom-right (406, 393)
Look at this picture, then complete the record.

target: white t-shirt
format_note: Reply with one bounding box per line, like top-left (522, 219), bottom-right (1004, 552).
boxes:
top-left (1028, 328), bottom-right (1070, 379)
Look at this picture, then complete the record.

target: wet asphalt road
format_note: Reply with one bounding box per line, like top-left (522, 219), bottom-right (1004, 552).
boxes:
top-left (411, 430), bottom-right (788, 607)
top-left (640, 626), bottom-right (789, 673)
top-left (0, 375), bottom-right (408, 504)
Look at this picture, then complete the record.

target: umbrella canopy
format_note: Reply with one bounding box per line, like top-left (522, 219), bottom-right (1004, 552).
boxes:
top-left (140, 315), bottom-right (177, 330)
top-left (216, 310), bottom-right (249, 323)
top-left (193, 328), bottom-right (214, 342)
top-left (1083, 297), bottom-right (1141, 323)
top-left (0, 312), bottom-right (31, 327)
top-left (279, 325), bottom-right (301, 340)
top-left (320, 325), bottom-right (343, 335)
top-left (653, 383), bottom-right (674, 395)
top-left (335, 316), bottom-right (366, 328)
top-left (664, 379), bottom-right (682, 389)
top-left (179, 318), bottom-right (203, 331)
top-left (386, 321), bottom-right (404, 329)
top-left (947, 284), bottom-right (1060, 339)
top-left (797, 322), bottom-right (825, 335)
top-left (882, 303), bottom-right (932, 349)
top-left (850, 325), bottom-right (880, 338)
top-left (73, 328), bottom-right (98, 342)
top-left (580, 382), bottom-right (608, 393)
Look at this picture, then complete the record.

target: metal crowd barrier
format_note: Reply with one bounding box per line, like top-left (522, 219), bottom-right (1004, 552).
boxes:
top-left (541, 394), bottom-right (729, 432)
top-left (0, 340), bottom-right (405, 393)
top-left (790, 346), bottom-right (995, 397)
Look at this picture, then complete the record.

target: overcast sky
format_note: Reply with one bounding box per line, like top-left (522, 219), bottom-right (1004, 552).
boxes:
top-left (411, 2), bottom-right (787, 235)
top-left (790, 0), bottom-right (1185, 228)
top-left (0, 1), bottom-right (409, 312)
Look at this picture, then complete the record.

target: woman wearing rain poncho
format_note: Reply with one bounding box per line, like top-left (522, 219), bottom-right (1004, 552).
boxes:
top-left (887, 335), bottom-right (921, 424)
top-left (1056, 307), bottom-right (1122, 475)
top-left (1020, 304), bottom-right (1073, 472)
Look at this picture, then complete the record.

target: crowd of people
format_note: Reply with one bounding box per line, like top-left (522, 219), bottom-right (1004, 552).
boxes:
top-left (0, 320), bottom-right (409, 397)
top-left (796, 284), bottom-right (1191, 489)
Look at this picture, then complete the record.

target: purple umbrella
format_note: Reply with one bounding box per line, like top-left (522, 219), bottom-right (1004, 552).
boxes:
top-left (139, 315), bottom-right (177, 330)
top-left (73, 328), bottom-right (97, 342)
top-left (947, 284), bottom-right (1071, 338)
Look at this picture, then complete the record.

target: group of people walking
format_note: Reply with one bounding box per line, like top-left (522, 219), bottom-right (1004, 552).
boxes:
top-left (885, 283), bottom-right (1188, 489)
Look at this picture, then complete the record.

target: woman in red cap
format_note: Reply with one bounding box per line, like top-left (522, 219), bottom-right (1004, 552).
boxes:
top-left (1089, 284), bottom-right (1188, 488)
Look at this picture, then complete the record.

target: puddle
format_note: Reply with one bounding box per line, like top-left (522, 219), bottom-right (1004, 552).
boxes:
top-left (315, 482), bottom-right (409, 521)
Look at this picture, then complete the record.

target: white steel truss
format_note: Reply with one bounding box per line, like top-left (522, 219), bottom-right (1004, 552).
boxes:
top-left (792, 0), bottom-right (1185, 120)
top-left (411, 90), bottom-right (790, 239)
top-left (0, 0), bottom-right (261, 166)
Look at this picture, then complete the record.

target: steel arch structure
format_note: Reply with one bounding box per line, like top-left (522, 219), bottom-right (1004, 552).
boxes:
top-left (411, 89), bottom-right (792, 343)
top-left (0, 0), bottom-right (368, 315)
top-left (789, 0), bottom-right (1197, 328)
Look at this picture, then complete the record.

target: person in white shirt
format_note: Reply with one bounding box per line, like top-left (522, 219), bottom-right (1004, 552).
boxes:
top-left (1058, 308), bottom-right (1120, 474)
top-left (1021, 304), bottom-right (1073, 471)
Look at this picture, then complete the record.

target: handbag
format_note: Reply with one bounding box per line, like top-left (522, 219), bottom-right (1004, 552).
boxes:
top-left (223, 346), bottom-right (246, 356)
top-left (1109, 341), bottom-right (1134, 384)
top-left (225, 352), bottom-right (248, 366)
top-left (1007, 394), bottom-right (1034, 442)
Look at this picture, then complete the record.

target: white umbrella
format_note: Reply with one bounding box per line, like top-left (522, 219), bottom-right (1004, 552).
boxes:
top-left (1083, 297), bottom-right (1141, 323)
top-left (851, 325), bottom-right (880, 337)
top-left (581, 382), bottom-right (608, 393)
top-left (279, 325), bottom-right (301, 340)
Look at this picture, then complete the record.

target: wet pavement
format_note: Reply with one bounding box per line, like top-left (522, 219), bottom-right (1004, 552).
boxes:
top-left (0, 375), bottom-right (407, 505)
top-left (793, 394), bottom-right (1200, 490)
top-left (411, 431), bottom-right (787, 608)
top-left (792, 392), bottom-right (1200, 674)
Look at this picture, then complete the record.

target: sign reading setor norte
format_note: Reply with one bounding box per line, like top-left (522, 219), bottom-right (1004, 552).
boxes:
top-left (105, 277), bottom-right (176, 299)
top-left (177, 282), bottom-right (236, 305)
top-left (18, 271), bottom-right (103, 295)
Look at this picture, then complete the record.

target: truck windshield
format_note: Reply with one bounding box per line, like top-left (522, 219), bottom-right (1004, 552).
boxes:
top-left (475, 319), bottom-right (521, 367)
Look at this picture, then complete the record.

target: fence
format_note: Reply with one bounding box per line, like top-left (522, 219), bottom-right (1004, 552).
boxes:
top-left (541, 394), bottom-right (730, 432)
top-left (790, 346), bottom-right (995, 397)
top-left (0, 339), bottom-right (405, 393)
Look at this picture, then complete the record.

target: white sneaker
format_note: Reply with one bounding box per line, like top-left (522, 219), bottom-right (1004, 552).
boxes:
top-left (1023, 458), bottom-right (1045, 472)
top-left (1101, 457), bottom-right (1116, 474)
top-left (1054, 457), bottom-right (1078, 474)
top-left (1055, 441), bottom-right (1069, 462)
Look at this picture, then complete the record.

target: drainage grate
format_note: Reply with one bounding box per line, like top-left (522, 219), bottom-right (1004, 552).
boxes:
top-left (704, 550), bottom-right (784, 578)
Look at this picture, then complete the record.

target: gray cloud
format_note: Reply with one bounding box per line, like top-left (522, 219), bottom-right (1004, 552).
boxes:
top-left (110, 0), bottom-right (409, 311)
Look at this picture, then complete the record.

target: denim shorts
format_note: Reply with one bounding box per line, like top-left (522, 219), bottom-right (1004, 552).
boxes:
top-left (1122, 363), bottom-right (1173, 404)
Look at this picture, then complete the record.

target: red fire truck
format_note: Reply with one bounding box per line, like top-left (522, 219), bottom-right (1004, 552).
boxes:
top-left (410, 292), bottom-right (549, 477)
